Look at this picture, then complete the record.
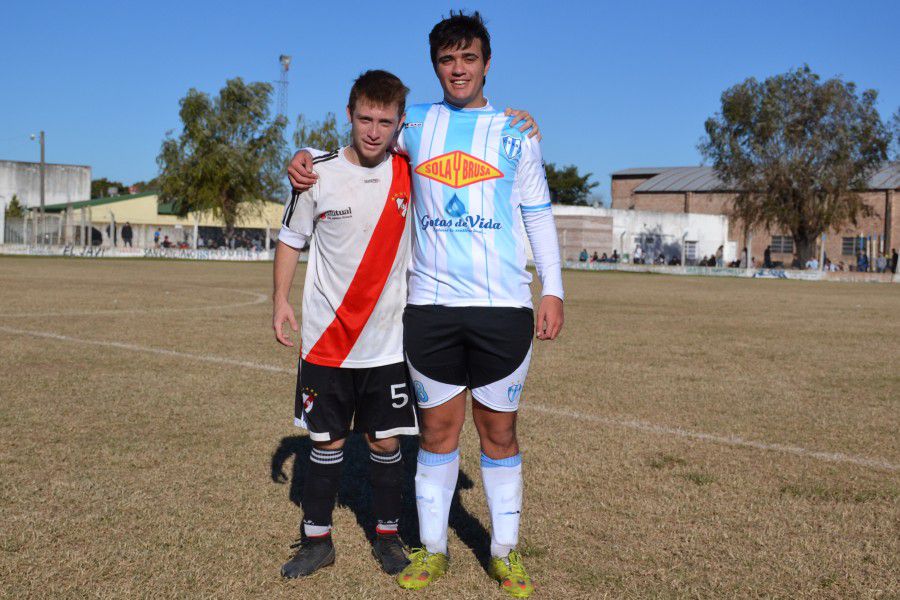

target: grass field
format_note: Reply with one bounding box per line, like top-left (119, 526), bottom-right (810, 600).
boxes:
top-left (1, 256), bottom-right (898, 599)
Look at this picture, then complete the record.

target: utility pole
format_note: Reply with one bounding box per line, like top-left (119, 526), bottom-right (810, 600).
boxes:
top-left (31, 131), bottom-right (46, 244)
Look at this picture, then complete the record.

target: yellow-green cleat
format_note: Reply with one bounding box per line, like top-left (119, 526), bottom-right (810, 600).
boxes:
top-left (396, 548), bottom-right (448, 590)
top-left (488, 551), bottom-right (534, 598)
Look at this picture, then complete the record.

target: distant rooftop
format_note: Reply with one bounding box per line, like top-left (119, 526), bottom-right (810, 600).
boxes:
top-left (42, 191), bottom-right (158, 212)
top-left (617, 163), bottom-right (900, 193)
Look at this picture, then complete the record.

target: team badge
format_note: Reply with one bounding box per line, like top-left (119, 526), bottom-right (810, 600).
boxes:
top-left (415, 150), bottom-right (503, 188)
top-left (413, 380), bottom-right (429, 403)
top-left (507, 383), bottom-right (523, 404)
top-left (502, 136), bottom-right (522, 161)
top-left (301, 387), bottom-right (317, 413)
top-left (392, 193), bottom-right (409, 218)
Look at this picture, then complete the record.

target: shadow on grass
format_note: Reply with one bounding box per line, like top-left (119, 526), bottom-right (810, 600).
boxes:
top-left (270, 434), bottom-right (492, 570)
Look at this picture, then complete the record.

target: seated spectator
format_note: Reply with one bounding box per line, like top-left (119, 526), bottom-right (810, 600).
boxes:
top-left (700, 255), bottom-right (709, 266)
top-left (611, 250), bottom-right (619, 263)
top-left (579, 248), bottom-right (588, 262)
top-left (600, 252), bottom-right (608, 262)
top-left (805, 257), bottom-right (819, 270)
top-left (162, 235), bottom-right (172, 249)
top-left (591, 251), bottom-right (600, 263)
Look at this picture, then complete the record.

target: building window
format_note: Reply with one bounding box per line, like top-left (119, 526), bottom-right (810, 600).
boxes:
top-left (684, 241), bottom-right (697, 261)
top-left (770, 235), bottom-right (794, 254)
top-left (842, 236), bottom-right (861, 256)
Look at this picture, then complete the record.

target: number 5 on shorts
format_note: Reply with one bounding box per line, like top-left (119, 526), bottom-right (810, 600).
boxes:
top-left (391, 384), bottom-right (409, 408)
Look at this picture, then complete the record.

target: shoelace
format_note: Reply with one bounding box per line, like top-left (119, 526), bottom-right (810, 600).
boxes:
top-left (507, 552), bottom-right (528, 580)
top-left (406, 547), bottom-right (430, 564)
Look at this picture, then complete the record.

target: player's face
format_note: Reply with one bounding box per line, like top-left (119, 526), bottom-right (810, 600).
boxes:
top-left (346, 99), bottom-right (403, 166)
top-left (434, 38), bottom-right (491, 109)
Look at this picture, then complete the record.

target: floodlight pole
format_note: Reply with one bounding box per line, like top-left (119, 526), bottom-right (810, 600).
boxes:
top-left (39, 131), bottom-right (45, 244)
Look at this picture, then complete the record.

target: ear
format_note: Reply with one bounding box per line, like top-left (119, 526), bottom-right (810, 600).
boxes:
top-left (346, 105), bottom-right (352, 123)
top-left (398, 113), bottom-right (406, 130)
top-left (484, 57), bottom-right (491, 76)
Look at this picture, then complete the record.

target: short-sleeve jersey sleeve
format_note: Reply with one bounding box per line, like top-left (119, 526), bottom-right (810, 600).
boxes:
top-left (278, 185), bottom-right (317, 249)
top-left (514, 136), bottom-right (552, 212)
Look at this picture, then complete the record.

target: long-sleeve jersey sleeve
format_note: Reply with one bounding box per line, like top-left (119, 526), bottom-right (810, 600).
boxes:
top-left (516, 137), bottom-right (564, 301)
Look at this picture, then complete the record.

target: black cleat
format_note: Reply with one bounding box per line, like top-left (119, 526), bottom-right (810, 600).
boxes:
top-left (372, 533), bottom-right (410, 575)
top-left (281, 535), bottom-right (335, 578)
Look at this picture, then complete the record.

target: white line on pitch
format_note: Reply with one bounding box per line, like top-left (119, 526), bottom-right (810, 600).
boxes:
top-left (525, 405), bottom-right (899, 472)
top-left (0, 326), bottom-right (289, 374)
top-left (3, 324), bottom-right (897, 473)
top-left (0, 288), bottom-right (268, 318)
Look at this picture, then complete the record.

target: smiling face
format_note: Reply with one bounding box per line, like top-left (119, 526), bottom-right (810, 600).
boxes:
top-left (433, 38), bottom-right (491, 109)
top-left (345, 97), bottom-right (403, 167)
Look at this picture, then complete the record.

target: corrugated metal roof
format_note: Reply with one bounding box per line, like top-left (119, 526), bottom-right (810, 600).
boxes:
top-left (868, 163), bottom-right (900, 189)
top-left (610, 167), bottom-right (671, 177)
top-left (42, 191), bottom-right (158, 212)
top-left (632, 163), bottom-right (900, 193)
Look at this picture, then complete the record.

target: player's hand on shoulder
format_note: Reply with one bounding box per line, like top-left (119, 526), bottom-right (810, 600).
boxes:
top-left (288, 150), bottom-right (318, 191)
top-left (273, 299), bottom-right (299, 347)
top-left (504, 108), bottom-right (541, 141)
top-left (535, 295), bottom-right (563, 341)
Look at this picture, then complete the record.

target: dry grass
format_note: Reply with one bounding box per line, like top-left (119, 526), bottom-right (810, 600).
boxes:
top-left (0, 256), bottom-right (897, 599)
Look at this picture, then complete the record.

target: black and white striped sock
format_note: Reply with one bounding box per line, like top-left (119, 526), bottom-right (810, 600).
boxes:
top-left (369, 448), bottom-right (402, 535)
top-left (301, 447), bottom-right (344, 538)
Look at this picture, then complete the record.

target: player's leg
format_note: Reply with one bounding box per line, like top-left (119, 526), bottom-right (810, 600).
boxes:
top-left (354, 361), bottom-right (419, 575)
top-left (467, 307), bottom-right (535, 598)
top-left (282, 360), bottom-right (354, 578)
top-left (397, 305), bottom-right (466, 589)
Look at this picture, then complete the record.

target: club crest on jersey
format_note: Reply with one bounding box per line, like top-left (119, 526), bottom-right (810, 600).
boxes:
top-left (415, 150), bottom-right (503, 188)
top-left (502, 136), bottom-right (522, 161)
top-left (507, 383), bottom-right (523, 404)
top-left (301, 387), bottom-right (317, 413)
top-left (392, 193), bottom-right (409, 218)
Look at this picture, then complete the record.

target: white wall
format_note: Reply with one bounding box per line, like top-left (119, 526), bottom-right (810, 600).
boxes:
top-left (0, 161), bottom-right (91, 209)
top-left (525, 204), bottom-right (730, 262)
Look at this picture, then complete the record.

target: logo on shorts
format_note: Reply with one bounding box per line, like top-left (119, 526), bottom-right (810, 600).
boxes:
top-left (301, 387), bottom-right (317, 413)
top-left (413, 380), bottom-right (428, 403)
top-left (507, 383), bottom-right (523, 404)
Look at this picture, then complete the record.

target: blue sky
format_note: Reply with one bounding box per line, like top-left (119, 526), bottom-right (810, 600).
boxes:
top-left (2, 0), bottom-right (898, 200)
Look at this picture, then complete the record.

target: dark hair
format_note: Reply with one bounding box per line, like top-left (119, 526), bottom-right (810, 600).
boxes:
top-left (429, 10), bottom-right (491, 66)
top-left (348, 70), bottom-right (410, 116)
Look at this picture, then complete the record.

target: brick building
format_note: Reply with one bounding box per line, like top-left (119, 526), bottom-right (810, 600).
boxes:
top-left (611, 164), bottom-right (900, 267)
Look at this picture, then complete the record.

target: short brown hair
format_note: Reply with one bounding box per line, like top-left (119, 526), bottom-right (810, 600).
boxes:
top-left (348, 70), bottom-right (409, 117)
top-left (429, 11), bottom-right (491, 66)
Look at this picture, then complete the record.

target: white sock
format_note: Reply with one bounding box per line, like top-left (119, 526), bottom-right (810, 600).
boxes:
top-left (481, 452), bottom-right (522, 558)
top-left (415, 448), bottom-right (459, 555)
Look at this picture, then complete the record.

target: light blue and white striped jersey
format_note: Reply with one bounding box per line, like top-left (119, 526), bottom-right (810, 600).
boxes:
top-left (399, 101), bottom-right (561, 308)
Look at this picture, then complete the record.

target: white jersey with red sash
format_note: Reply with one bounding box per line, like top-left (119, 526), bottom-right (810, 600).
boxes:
top-left (278, 148), bottom-right (412, 368)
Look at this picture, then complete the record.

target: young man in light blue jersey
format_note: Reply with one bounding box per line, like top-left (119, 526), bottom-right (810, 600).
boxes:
top-left (288, 12), bottom-right (563, 597)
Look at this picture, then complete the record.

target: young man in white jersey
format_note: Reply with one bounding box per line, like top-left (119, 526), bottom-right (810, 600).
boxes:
top-left (273, 70), bottom-right (418, 579)
top-left (288, 13), bottom-right (562, 598)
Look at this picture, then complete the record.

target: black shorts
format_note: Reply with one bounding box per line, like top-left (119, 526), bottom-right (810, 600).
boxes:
top-left (295, 359), bottom-right (419, 442)
top-left (403, 305), bottom-right (533, 412)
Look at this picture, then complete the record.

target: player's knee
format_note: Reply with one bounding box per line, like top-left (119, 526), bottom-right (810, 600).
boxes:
top-left (420, 426), bottom-right (461, 453)
top-left (312, 438), bottom-right (345, 451)
top-left (366, 435), bottom-right (399, 454)
top-left (479, 426), bottom-right (517, 457)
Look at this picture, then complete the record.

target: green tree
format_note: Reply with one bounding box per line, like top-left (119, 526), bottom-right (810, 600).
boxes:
top-left (91, 178), bottom-right (127, 198)
top-left (545, 163), bottom-right (599, 205)
top-left (4, 195), bottom-right (25, 218)
top-left (701, 66), bottom-right (890, 265)
top-left (131, 177), bottom-right (160, 193)
top-left (156, 78), bottom-right (287, 239)
top-left (293, 112), bottom-right (350, 151)
top-left (890, 108), bottom-right (900, 160)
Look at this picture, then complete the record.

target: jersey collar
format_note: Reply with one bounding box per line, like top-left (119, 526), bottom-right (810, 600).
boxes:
top-left (441, 99), bottom-right (494, 112)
